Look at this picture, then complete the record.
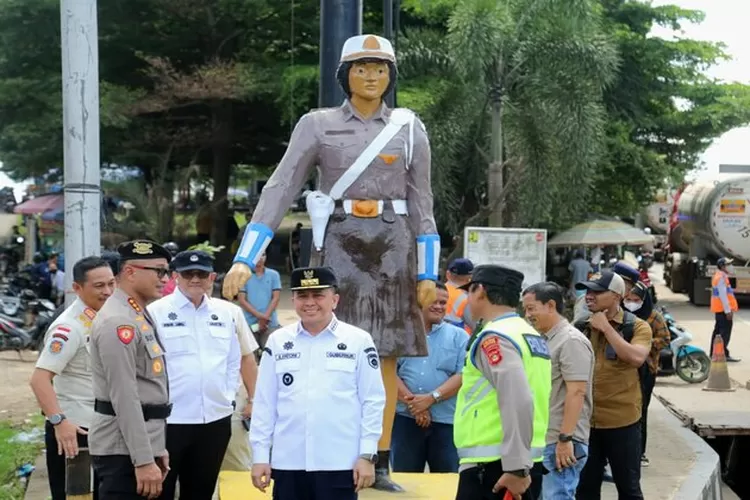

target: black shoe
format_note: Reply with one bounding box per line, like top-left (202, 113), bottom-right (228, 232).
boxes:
top-left (372, 450), bottom-right (405, 492)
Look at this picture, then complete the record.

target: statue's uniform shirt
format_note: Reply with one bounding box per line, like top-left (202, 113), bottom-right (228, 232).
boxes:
top-left (250, 101), bottom-right (437, 357)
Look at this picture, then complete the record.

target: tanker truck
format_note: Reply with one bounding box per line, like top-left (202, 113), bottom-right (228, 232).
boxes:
top-left (663, 176), bottom-right (750, 306)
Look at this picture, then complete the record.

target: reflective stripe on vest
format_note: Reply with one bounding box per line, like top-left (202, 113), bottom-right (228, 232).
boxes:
top-left (453, 313), bottom-right (551, 465)
top-left (446, 284), bottom-right (469, 331)
top-left (710, 271), bottom-right (738, 313)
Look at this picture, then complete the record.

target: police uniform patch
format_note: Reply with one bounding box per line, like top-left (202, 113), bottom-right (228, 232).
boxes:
top-left (52, 332), bottom-right (69, 342)
top-left (263, 347), bottom-right (273, 357)
top-left (327, 352), bottom-right (355, 359)
top-left (83, 308), bottom-right (96, 320)
top-left (364, 347), bottom-right (376, 354)
top-left (522, 334), bottom-right (550, 359)
top-left (276, 352), bottom-right (301, 361)
top-left (78, 314), bottom-right (92, 328)
top-left (282, 373), bottom-right (294, 386)
top-left (480, 336), bottom-right (503, 366)
top-left (151, 343), bottom-right (162, 355)
top-left (337, 343), bottom-right (347, 350)
top-left (211, 314), bottom-right (218, 320)
top-left (152, 359), bottom-right (164, 375)
top-left (117, 325), bottom-right (136, 345)
top-left (367, 353), bottom-right (379, 369)
top-left (49, 340), bottom-right (64, 354)
top-left (168, 312), bottom-right (177, 320)
top-left (283, 341), bottom-right (294, 351)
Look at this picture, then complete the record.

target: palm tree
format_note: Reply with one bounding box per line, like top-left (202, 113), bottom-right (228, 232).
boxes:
top-left (400, 0), bottom-right (619, 229)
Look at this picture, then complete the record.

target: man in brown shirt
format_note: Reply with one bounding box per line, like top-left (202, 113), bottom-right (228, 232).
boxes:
top-left (573, 271), bottom-right (651, 500)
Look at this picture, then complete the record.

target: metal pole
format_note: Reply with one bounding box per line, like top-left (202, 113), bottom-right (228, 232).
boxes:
top-left (61, 0), bottom-right (101, 310)
top-left (393, 0), bottom-right (401, 107)
top-left (319, 0), bottom-right (363, 107)
top-left (383, 0), bottom-right (394, 108)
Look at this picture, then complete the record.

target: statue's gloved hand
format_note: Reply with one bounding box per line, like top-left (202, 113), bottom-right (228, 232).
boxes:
top-left (417, 280), bottom-right (437, 309)
top-left (223, 262), bottom-right (252, 299)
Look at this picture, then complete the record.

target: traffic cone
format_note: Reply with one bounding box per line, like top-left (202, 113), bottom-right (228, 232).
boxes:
top-left (703, 335), bottom-right (735, 392)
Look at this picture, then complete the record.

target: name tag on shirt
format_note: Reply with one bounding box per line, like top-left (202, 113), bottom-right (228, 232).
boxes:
top-left (208, 321), bottom-right (226, 327)
top-left (326, 352), bottom-right (355, 360)
top-left (162, 322), bottom-right (186, 328)
top-left (523, 334), bottom-right (551, 360)
top-left (276, 352), bottom-right (301, 361)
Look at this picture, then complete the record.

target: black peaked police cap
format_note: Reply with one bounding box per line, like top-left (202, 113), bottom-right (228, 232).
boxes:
top-left (117, 240), bottom-right (172, 262)
top-left (459, 264), bottom-right (524, 294)
top-left (290, 267), bottom-right (338, 291)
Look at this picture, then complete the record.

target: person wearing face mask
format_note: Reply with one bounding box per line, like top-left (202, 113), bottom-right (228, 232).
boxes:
top-left (710, 257), bottom-right (740, 362)
top-left (622, 283), bottom-right (670, 468)
top-left (147, 251), bottom-right (242, 500)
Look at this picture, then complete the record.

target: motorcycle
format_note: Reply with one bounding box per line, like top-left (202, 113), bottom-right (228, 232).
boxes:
top-left (0, 293), bottom-right (55, 352)
top-left (657, 306), bottom-right (711, 383)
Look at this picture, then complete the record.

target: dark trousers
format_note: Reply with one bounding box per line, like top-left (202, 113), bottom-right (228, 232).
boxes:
top-left (640, 369), bottom-right (656, 456)
top-left (91, 455), bottom-right (142, 500)
top-left (45, 420), bottom-right (98, 500)
top-left (577, 423), bottom-right (643, 500)
top-left (271, 469), bottom-right (356, 500)
top-left (455, 459), bottom-right (541, 500)
top-left (711, 312), bottom-right (734, 357)
top-left (159, 415), bottom-right (231, 500)
top-left (391, 414), bottom-right (459, 473)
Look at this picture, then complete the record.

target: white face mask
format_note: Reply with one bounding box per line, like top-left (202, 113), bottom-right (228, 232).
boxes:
top-left (623, 301), bottom-right (643, 312)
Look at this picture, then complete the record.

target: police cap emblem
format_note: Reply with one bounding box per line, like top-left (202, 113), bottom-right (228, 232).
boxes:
top-left (190, 254), bottom-right (199, 262)
top-left (282, 373), bottom-right (294, 386)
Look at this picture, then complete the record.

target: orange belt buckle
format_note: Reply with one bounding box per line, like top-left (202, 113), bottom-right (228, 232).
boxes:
top-left (351, 200), bottom-right (379, 218)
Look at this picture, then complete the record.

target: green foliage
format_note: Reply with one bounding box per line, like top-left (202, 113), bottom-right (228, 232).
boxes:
top-left (188, 241), bottom-right (226, 257)
top-left (0, 418), bottom-right (45, 500)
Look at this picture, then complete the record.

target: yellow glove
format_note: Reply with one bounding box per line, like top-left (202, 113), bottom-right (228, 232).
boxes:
top-left (222, 262), bottom-right (252, 299)
top-left (417, 280), bottom-right (437, 308)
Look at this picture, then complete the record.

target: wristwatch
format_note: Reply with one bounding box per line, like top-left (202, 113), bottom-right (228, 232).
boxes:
top-left (558, 433), bottom-right (573, 443)
top-left (48, 414), bottom-right (66, 426)
top-left (431, 390), bottom-right (442, 402)
top-left (358, 453), bottom-right (378, 465)
top-left (507, 469), bottom-right (530, 478)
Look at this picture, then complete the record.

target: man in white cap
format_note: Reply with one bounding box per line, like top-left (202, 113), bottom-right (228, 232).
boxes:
top-left (221, 33), bottom-right (439, 492)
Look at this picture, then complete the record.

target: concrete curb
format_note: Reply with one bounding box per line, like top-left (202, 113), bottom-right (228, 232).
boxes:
top-left (652, 398), bottom-right (724, 499)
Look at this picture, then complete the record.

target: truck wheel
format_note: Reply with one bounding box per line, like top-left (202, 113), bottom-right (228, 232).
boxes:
top-left (676, 351), bottom-right (711, 384)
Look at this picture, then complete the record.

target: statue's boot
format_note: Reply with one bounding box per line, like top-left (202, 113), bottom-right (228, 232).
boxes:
top-left (371, 450), bottom-right (405, 492)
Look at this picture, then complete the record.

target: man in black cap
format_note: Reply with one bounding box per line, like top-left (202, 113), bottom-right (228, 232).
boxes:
top-left (453, 265), bottom-right (551, 500)
top-left (88, 240), bottom-right (173, 499)
top-left (147, 251), bottom-right (242, 500)
top-left (250, 266), bottom-right (386, 500)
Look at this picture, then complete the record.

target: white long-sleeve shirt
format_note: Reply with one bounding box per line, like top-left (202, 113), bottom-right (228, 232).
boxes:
top-left (147, 288), bottom-right (241, 424)
top-left (250, 315), bottom-right (386, 471)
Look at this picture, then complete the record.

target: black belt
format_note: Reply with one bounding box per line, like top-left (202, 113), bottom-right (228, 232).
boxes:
top-left (95, 400), bottom-right (172, 421)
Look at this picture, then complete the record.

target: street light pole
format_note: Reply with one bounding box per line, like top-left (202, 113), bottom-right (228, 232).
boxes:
top-left (383, 0), bottom-right (394, 108)
top-left (60, 0), bottom-right (101, 308)
top-left (319, 0), bottom-right (363, 107)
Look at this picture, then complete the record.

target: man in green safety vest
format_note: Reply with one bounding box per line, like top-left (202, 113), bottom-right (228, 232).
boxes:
top-left (454, 265), bottom-right (552, 500)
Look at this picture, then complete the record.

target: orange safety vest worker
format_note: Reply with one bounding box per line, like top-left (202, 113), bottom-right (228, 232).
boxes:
top-left (446, 283), bottom-right (472, 334)
top-left (711, 270), bottom-right (739, 314)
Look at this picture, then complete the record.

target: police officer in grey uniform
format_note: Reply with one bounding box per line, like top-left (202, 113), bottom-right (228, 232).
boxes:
top-left (89, 240), bottom-right (173, 499)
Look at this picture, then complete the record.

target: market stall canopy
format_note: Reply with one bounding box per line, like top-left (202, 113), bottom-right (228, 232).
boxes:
top-left (548, 220), bottom-right (654, 247)
top-left (13, 193), bottom-right (63, 215)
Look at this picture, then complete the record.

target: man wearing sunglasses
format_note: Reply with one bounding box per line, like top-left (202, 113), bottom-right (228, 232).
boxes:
top-left (147, 250), bottom-right (242, 500)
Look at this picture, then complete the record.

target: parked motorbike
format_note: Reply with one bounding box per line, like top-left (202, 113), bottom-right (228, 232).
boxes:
top-left (657, 306), bottom-right (711, 383)
top-left (0, 293), bottom-right (55, 352)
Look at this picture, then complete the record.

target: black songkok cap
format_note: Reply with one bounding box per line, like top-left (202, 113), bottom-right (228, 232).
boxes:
top-left (290, 266), bottom-right (338, 290)
top-left (459, 264), bottom-right (525, 295)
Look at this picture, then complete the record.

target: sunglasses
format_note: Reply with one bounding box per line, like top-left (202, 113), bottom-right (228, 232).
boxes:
top-left (180, 270), bottom-right (211, 280)
top-left (130, 265), bottom-right (170, 279)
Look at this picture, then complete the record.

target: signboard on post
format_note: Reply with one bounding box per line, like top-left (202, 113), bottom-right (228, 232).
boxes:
top-left (463, 227), bottom-right (548, 289)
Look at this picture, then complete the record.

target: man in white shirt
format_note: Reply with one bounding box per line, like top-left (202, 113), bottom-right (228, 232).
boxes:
top-left (250, 266), bottom-right (386, 499)
top-left (147, 251), bottom-right (242, 500)
top-left (29, 256), bottom-right (116, 500)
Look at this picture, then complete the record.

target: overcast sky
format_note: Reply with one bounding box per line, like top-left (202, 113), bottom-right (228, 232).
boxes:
top-left (1, 0), bottom-right (747, 198)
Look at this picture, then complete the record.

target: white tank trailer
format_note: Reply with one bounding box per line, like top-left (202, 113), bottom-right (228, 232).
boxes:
top-left (663, 176), bottom-right (750, 306)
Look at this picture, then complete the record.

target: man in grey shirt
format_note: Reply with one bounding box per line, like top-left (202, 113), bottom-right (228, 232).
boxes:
top-left (523, 282), bottom-right (594, 499)
top-left (568, 251), bottom-right (592, 295)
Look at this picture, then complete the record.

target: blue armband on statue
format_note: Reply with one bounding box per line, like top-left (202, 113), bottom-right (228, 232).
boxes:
top-left (416, 234), bottom-right (440, 281)
top-left (234, 223), bottom-right (274, 269)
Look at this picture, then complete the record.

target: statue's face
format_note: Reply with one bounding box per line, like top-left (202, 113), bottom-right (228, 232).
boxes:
top-left (348, 61), bottom-right (390, 101)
